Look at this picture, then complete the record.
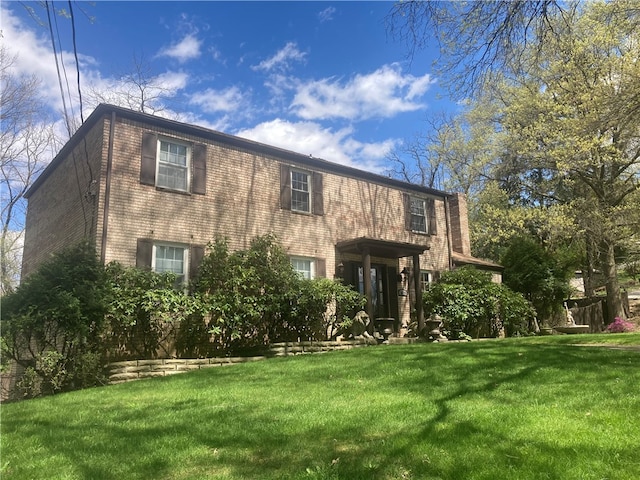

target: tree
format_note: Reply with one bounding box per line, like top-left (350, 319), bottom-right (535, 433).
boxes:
top-left (386, 104), bottom-right (499, 198)
top-left (388, 0), bottom-right (577, 99)
top-left (387, 98), bottom-right (500, 203)
top-left (85, 54), bottom-right (181, 115)
top-left (0, 47), bottom-right (59, 294)
top-left (501, 236), bottom-right (574, 321)
top-left (391, 1), bottom-right (640, 321)
top-left (495, 2), bottom-right (640, 320)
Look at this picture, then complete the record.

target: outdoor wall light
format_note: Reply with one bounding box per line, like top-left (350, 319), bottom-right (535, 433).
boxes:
top-left (400, 267), bottom-right (410, 283)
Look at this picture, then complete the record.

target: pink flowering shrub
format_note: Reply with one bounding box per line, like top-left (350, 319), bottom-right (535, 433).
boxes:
top-left (605, 317), bottom-right (635, 333)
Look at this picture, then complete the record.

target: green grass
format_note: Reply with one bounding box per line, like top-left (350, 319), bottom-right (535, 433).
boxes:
top-left (2, 334), bottom-right (640, 480)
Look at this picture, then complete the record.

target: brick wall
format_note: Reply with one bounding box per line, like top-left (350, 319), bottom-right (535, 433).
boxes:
top-left (22, 109), bottom-right (468, 328)
top-left (22, 119), bottom-right (107, 278)
top-left (101, 116), bottom-right (452, 276)
top-left (448, 192), bottom-right (471, 256)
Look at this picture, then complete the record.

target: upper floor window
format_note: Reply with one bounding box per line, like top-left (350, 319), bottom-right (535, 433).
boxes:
top-left (280, 164), bottom-right (324, 216)
top-left (410, 197), bottom-right (427, 233)
top-left (404, 193), bottom-right (437, 235)
top-left (157, 140), bottom-right (189, 191)
top-left (140, 132), bottom-right (207, 195)
top-left (291, 170), bottom-right (310, 213)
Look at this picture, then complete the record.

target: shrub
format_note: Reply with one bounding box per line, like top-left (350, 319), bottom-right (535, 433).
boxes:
top-left (287, 278), bottom-right (365, 341)
top-left (191, 235), bottom-right (302, 352)
top-left (104, 263), bottom-right (201, 360)
top-left (605, 317), bottom-right (635, 333)
top-left (423, 266), bottom-right (535, 338)
top-left (190, 235), bottom-right (364, 352)
top-left (1, 241), bottom-right (108, 396)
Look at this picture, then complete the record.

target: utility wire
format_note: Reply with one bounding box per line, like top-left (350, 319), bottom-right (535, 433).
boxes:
top-left (68, 0), bottom-right (95, 237)
top-left (52, 1), bottom-right (77, 128)
top-left (45, 1), bottom-right (72, 136)
top-left (68, 0), bottom-right (84, 124)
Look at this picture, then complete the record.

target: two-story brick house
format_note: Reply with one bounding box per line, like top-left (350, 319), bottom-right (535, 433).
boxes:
top-left (22, 104), bottom-right (500, 334)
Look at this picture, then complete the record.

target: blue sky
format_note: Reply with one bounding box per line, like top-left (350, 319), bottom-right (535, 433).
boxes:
top-left (2, 1), bottom-right (452, 173)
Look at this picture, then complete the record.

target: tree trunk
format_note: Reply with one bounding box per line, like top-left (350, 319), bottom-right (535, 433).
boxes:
top-left (583, 232), bottom-right (596, 297)
top-left (600, 240), bottom-right (625, 322)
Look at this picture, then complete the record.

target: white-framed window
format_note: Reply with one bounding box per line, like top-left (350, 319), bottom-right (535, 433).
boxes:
top-left (291, 169), bottom-right (311, 213)
top-left (410, 197), bottom-right (428, 233)
top-left (420, 270), bottom-right (433, 291)
top-left (157, 138), bottom-right (190, 192)
top-left (291, 257), bottom-right (315, 280)
top-left (153, 243), bottom-right (188, 286)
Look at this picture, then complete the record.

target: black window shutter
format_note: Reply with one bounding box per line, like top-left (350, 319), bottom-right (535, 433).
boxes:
top-left (280, 164), bottom-right (291, 210)
top-left (312, 172), bottom-right (324, 216)
top-left (192, 144), bottom-right (207, 195)
top-left (427, 198), bottom-right (437, 235)
top-left (190, 244), bottom-right (205, 280)
top-left (140, 132), bottom-right (157, 186)
top-left (136, 238), bottom-right (153, 270)
top-left (316, 258), bottom-right (326, 278)
top-left (403, 193), bottom-right (411, 231)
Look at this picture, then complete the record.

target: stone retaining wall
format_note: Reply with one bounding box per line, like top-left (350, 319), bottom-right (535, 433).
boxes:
top-left (108, 339), bottom-right (374, 384)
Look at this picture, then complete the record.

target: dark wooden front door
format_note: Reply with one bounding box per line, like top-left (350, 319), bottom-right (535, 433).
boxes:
top-left (344, 262), bottom-right (398, 322)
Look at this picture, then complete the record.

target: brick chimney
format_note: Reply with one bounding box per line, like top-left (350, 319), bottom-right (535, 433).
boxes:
top-left (448, 193), bottom-right (471, 256)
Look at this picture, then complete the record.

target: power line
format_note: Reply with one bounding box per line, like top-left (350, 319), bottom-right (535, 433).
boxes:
top-left (44, 1), bottom-right (72, 136)
top-left (68, 0), bottom-right (84, 124)
top-left (52, 1), bottom-right (77, 128)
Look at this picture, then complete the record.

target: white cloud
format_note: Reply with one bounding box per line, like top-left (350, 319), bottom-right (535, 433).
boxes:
top-left (189, 86), bottom-right (249, 114)
top-left (252, 42), bottom-right (307, 72)
top-left (291, 64), bottom-right (435, 121)
top-left (318, 7), bottom-right (336, 23)
top-left (1, 5), bottom-right (78, 116)
top-left (155, 71), bottom-right (190, 93)
top-left (157, 34), bottom-right (202, 63)
top-left (1, 6), bottom-right (190, 126)
top-left (235, 119), bottom-right (395, 172)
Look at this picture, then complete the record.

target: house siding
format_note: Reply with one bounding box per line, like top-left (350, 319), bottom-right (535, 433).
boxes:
top-left (21, 119), bottom-right (107, 277)
top-left (22, 105), bottom-right (469, 328)
top-left (96, 115), bottom-right (451, 280)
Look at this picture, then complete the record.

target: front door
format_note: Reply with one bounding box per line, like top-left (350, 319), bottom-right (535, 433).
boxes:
top-left (359, 265), bottom-right (386, 318)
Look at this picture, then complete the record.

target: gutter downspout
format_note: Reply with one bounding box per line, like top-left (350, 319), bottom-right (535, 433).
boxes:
top-left (100, 111), bottom-right (116, 264)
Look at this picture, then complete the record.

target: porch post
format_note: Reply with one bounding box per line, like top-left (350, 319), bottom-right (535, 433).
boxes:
top-left (362, 247), bottom-right (374, 333)
top-left (413, 253), bottom-right (425, 334)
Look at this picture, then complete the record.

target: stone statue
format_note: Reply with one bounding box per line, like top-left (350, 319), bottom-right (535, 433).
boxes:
top-left (564, 302), bottom-right (575, 326)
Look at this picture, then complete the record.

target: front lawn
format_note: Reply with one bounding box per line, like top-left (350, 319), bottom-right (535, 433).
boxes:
top-left (2, 334), bottom-right (640, 479)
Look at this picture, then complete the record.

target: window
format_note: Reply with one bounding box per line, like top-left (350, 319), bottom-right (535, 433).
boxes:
top-left (404, 193), bottom-right (437, 235)
top-left (291, 257), bottom-right (315, 280)
top-left (420, 271), bottom-right (433, 291)
top-left (136, 239), bottom-right (205, 285)
top-left (153, 244), bottom-right (188, 286)
top-left (280, 164), bottom-right (324, 215)
top-left (291, 169), bottom-right (310, 213)
top-left (140, 132), bottom-right (207, 195)
top-left (290, 256), bottom-right (326, 279)
top-left (157, 140), bottom-right (189, 191)
top-left (410, 197), bottom-right (427, 233)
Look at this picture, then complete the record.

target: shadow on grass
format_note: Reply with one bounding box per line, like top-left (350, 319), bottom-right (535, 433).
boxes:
top-left (3, 340), bottom-right (640, 479)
